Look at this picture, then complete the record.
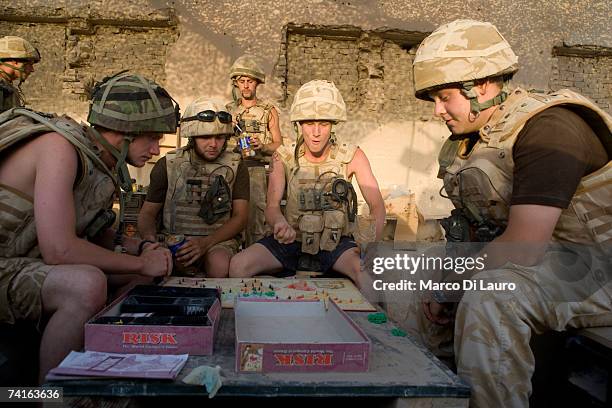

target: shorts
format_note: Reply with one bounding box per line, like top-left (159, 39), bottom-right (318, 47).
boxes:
top-left (0, 257), bottom-right (53, 325)
top-left (258, 235), bottom-right (358, 274)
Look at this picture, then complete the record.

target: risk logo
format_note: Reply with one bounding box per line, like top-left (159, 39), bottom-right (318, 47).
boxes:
top-left (273, 352), bottom-right (333, 366)
top-left (122, 332), bottom-right (178, 345)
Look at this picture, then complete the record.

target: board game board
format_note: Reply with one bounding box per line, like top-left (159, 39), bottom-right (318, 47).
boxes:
top-left (162, 277), bottom-right (376, 312)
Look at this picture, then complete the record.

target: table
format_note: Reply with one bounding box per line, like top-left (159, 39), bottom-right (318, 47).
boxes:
top-left (50, 309), bottom-right (470, 407)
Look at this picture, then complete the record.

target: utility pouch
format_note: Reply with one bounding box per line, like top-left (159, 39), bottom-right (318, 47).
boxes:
top-left (299, 188), bottom-right (321, 211)
top-left (320, 210), bottom-right (345, 251)
top-left (298, 214), bottom-right (324, 255)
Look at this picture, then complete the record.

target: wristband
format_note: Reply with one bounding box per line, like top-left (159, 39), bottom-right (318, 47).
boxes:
top-left (138, 240), bottom-right (156, 255)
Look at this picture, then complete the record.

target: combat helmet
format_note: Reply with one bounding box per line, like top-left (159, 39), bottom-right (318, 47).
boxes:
top-left (88, 71), bottom-right (179, 192)
top-left (413, 19), bottom-right (518, 114)
top-left (290, 79), bottom-right (347, 123)
top-left (229, 55), bottom-right (266, 83)
top-left (0, 36), bottom-right (40, 81)
top-left (180, 97), bottom-right (233, 149)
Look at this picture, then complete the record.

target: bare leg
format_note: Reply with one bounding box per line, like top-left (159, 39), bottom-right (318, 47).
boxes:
top-left (39, 265), bottom-right (107, 383)
top-left (229, 243), bottom-right (283, 278)
top-left (204, 248), bottom-right (232, 278)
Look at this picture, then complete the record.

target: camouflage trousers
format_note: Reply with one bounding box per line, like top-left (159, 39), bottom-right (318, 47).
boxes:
top-left (0, 257), bottom-right (54, 325)
top-left (245, 166), bottom-right (268, 247)
top-left (387, 248), bottom-right (612, 408)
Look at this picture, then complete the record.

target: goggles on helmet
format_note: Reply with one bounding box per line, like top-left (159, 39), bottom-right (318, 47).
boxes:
top-left (182, 110), bottom-right (232, 124)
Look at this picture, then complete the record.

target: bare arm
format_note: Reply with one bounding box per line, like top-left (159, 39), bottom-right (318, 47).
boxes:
top-left (261, 107), bottom-right (282, 155)
top-left (347, 148), bottom-right (386, 240)
top-left (137, 201), bottom-right (163, 242)
top-left (480, 204), bottom-right (561, 268)
top-left (264, 152), bottom-right (295, 243)
top-left (34, 133), bottom-right (171, 277)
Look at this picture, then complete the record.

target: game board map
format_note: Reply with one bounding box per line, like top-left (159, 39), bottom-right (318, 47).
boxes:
top-left (162, 277), bottom-right (376, 312)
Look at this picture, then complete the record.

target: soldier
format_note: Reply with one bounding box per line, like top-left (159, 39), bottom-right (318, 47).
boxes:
top-left (229, 80), bottom-right (386, 289)
top-left (0, 35), bottom-right (40, 112)
top-left (0, 72), bottom-right (177, 382)
top-left (405, 19), bottom-right (612, 407)
top-left (226, 55), bottom-right (282, 246)
top-left (138, 97), bottom-right (249, 277)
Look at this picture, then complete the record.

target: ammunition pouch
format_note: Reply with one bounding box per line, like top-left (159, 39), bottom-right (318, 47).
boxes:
top-left (84, 208), bottom-right (116, 240)
top-left (299, 188), bottom-right (322, 211)
top-left (199, 175), bottom-right (232, 225)
top-left (320, 210), bottom-right (345, 251)
top-left (299, 214), bottom-right (324, 255)
top-left (440, 208), bottom-right (504, 243)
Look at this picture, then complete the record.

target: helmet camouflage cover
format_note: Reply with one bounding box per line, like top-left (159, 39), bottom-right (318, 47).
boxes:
top-left (87, 72), bottom-right (179, 133)
top-left (180, 97), bottom-right (233, 138)
top-left (0, 36), bottom-right (40, 62)
top-left (229, 55), bottom-right (265, 83)
top-left (413, 19), bottom-right (518, 100)
top-left (290, 80), bottom-right (347, 123)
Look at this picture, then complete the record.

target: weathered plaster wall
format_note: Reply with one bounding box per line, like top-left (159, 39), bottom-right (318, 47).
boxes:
top-left (1, 0), bottom-right (610, 217)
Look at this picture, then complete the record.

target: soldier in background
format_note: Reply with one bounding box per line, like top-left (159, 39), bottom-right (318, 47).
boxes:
top-left (226, 55), bottom-right (282, 246)
top-left (0, 72), bottom-right (176, 382)
top-left (0, 36), bottom-right (40, 112)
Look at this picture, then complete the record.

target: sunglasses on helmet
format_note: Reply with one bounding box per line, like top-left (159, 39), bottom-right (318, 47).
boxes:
top-left (181, 110), bottom-right (232, 124)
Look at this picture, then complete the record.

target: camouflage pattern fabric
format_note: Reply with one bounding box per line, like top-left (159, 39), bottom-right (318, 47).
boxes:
top-left (290, 80), bottom-right (347, 123)
top-left (0, 78), bottom-right (23, 112)
top-left (245, 166), bottom-right (268, 247)
top-left (229, 55), bottom-right (265, 83)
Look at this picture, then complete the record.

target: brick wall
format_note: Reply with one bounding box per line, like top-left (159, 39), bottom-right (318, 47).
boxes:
top-left (550, 47), bottom-right (612, 114)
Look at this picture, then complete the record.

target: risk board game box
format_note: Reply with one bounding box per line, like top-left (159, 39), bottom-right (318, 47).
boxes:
top-left (85, 285), bottom-right (221, 355)
top-left (235, 298), bottom-right (371, 373)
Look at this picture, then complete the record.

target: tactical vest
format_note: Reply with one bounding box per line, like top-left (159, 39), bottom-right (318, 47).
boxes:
top-left (0, 109), bottom-right (116, 258)
top-left (226, 100), bottom-right (274, 163)
top-left (0, 79), bottom-right (23, 113)
top-left (163, 147), bottom-right (240, 236)
top-left (438, 88), bottom-right (612, 246)
top-left (277, 142), bottom-right (358, 254)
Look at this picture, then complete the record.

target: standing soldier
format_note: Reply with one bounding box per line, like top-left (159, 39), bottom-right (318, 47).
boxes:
top-left (226, 55), bottom-right (282, 246)
top-left (0, 36), bottom-right (40, 112)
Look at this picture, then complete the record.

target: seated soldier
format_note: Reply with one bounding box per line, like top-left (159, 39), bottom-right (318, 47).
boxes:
top-left (138, 97), bottom-right (249, 278)
top-left (0, 72), bottom-right (177, 382)
top-left (229, 80), bottom-right (385, 288)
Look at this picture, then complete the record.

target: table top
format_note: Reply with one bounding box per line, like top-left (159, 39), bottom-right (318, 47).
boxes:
top-left (49, 309), bottom-right (469, 399)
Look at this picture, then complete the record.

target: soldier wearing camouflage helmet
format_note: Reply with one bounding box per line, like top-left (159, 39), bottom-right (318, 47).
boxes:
top-left (0, 71), bottom-right (178, 382)
top-left (138, 97), bottom-right (250, 277)
top-left (0, 36), bottom-right (41, 112)
top-left (403, 19), bottom-right (612, 408)
top-left (229, 80), bottom-right (385, 288)
top-left (226, 55), bottom-right (282, 247)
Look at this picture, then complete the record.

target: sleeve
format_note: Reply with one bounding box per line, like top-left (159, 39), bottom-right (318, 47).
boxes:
top-left (145, 157), bottom-right (168, 203)
top-left (231, 161), bottom-right (251, 201)
top-left (511, 106), bottom-right (607, 208)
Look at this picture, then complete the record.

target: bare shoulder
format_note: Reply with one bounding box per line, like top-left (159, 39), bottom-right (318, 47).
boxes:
top-left (31, 132), bottom-right (79, 168)
top-left (348, 147), bottom-right (371, 170)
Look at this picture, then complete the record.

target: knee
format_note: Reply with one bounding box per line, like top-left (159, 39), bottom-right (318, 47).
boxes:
top-left (229, 253), bottom-right (250, 278)
top-left (206, 251), bottom-right (230, 278)
top-left (63, 266), bottom-right (107, 314)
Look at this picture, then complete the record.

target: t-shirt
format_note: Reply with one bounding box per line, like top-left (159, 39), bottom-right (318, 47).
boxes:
top-left (511, 106), bottom-right (608, 208)
top-left (145, 154), bottom-right (250, 203)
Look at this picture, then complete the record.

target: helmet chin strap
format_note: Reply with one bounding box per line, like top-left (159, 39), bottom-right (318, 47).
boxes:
top-left (460, 80), bottom-right (509, 116)
top-left (90, 127), bottom-right (134, 193)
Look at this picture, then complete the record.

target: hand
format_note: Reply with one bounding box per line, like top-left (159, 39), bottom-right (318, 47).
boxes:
top-left (139, 247), bottom-right (172, 277)
top-left (273, 220), bottom-right (296, 244)
top-left (141, 241), bottom-right (161, 254)
top-left (176, 236), bottom-right (211, 266)
top-left (422, 295), bottom-right (455, 326)
top-left (250, 136), bottom-right (262, 150)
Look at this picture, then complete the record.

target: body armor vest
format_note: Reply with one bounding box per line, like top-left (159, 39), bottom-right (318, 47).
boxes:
top-left (438, 88), bottom-right (612, 246)
top-left (0, 109), bottom-right (116, 258)
top-left (0, 78), bottom-right (23, 113)
top-left (163, 147), bottom-right (240, 236)
top-left (227, 100), bottom-right (274, 163)
top-left (277, 142), bottom-right (358, 253)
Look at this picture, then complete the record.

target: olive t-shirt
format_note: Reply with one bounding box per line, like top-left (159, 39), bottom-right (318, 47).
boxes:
top-left (145, 155), bottom-right (250, 203)
top-left (511, 106), bottom-right (608, 208)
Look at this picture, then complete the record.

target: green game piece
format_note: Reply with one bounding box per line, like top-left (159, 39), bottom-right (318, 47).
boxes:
top-left (367, 312), bottom-right (387, 324)
top-left (264, 291), bottom-right (275, 297)
top-left (391, 327), bottom-right (407, 337)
